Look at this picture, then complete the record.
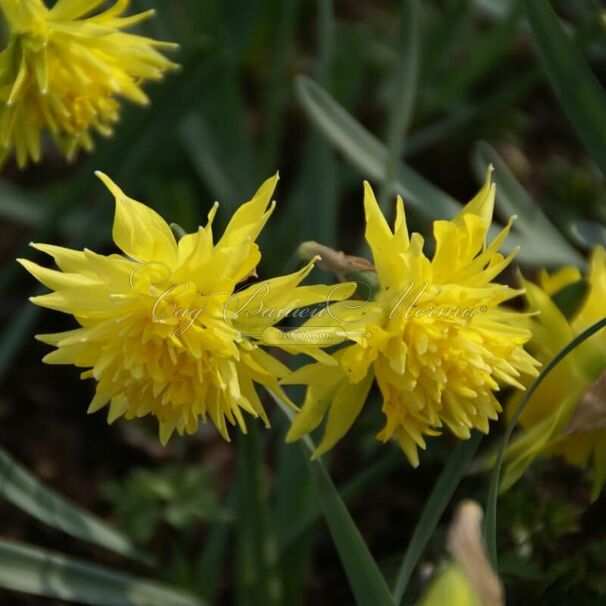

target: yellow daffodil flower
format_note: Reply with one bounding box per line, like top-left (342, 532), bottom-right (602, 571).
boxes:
top-left (0, 0), bottom-right (178, 167)
top-left (19, 173), bottom-right (355, 444)
top-left (285, 169), bottom-right (539, 465)
top-left (503, 246), bottom-right (606, 499)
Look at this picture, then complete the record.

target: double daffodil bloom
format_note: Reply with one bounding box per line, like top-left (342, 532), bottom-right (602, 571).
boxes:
top-left (20, 174), bottom-right (355, 444)
top-left (0, 0), bottom-right (178, 167)
top-left (503, 247), bottom-right (606, 499)
top-left (286, 170), bottom-right (539, 465)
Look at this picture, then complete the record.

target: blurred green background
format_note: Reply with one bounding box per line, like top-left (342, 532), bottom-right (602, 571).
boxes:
top-left (0, 0), bottom-right (605, 604)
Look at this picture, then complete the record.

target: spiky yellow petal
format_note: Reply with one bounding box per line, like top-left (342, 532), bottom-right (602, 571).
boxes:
top-left (21, 175), bottom-right (354, 443)
top-left (287, 171), bottom-right (539, 465)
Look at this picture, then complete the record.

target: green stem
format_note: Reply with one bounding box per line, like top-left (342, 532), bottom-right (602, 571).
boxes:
top-left (484, 316), bottom-right (606, 568)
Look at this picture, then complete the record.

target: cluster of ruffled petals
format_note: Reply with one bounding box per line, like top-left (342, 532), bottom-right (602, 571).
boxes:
top-left (20, 174), bottom-right (354, 444)
top-left (504, 246), bottom-right (606, 499)
top-left (286, 170), bottom-right (539, 466)
top-left (0, 0), bottom-right (178, 166)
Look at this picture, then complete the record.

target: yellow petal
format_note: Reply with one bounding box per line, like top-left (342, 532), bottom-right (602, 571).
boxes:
top-left (363, 181), bottom-right (410, 290)
top-left (521, 275), bottom-right (574, 354)
top-left (217, 172), bottom-right (278, 250)
top-left (50, 0), bottom-right (109, 21)
top-left (456, 164), bottom-right (495, 228)
top-left (313, 369), bottom-right (374, 457)
top-left (97, 171), bottom-right (178, 266)
top-left (18, 258), bottom-right (98, 291)
top-left (539, 266), bottom-right (582, 296)
top-left (285, 362), bottom-right (346, 442)
top-left (30, 243), bottom-right (91, 274)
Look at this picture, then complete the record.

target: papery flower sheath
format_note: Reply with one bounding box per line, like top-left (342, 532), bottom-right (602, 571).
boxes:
top-left (19, 174), bottom-right (355, 444)
top-left (0, 0), bottom-right (178, 167)
top-left (285, 169), bottom-right (539, 465)
top-left (420, 501), bottom-right (503, 606)
top-left (503, 247), bottom-right (606, 499)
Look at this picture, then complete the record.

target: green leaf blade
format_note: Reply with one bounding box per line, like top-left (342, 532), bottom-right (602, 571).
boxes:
top-left (306, 458), bottom-right (396, 606)
top-left (0, 447), bottom-right (145, 564)
top-left (0, 539), bottom-right (205, 606)
top-left (269, 390), bottom-right (395, 606)
top-left (234, 428), bottom-right (282, 606)
top-left (392, 433), bottom-right (482, 604)
top-left (525, 0), bottom-right (606, 176)
top-left (484, 317), bottom-right (606, 568)
top-left (294, 75), bottom-right (461, 221)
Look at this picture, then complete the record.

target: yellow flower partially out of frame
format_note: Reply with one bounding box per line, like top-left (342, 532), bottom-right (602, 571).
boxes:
top-left (19, 174), bottom-right (355, 444)
top-left (503, 246), bottom-right (606, 499)
top-left (0, 0), bottom-right (178, 167)
top-left (285, 169), bottom-right (539, 466)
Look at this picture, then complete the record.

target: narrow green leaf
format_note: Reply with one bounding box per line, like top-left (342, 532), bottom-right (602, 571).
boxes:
top-left (269, 391), bottom-right (395, 606)
top-left (434, 0), bottom-right (522, 106)
top-left (262, 0), bottom-right (300, 173)
top-left (235, 427), bottom-right (282, 606)
top-left (305, 457), bottom-right (396, 606)
top-left (0, 447), bottom-right (145, 564)
top-left (295, 75), bottom-right (548, 267)
top-left (423, 0), bottom-right (470, 79)
top-left (405, 71), bottom-right (540, 157)
top-left (473, 141), bottom-right (585, 267)
top-left (380, 0), bottom-right (420, 209)
top-left (484, 317), bottom-right (606, 568)
top-left (307, 0), bottom-right (338, 246)
top-left (571, 220), bottom-right (606, 250)
top-left (279, 448), bottom-right (401, 552)
top-left (180, 52), bottom-right (257, 206)
top-left (297, 0), bottom-right (338, 247)
top-left (392, 432), bottom-right (482, 604)
top-left (525, 0), bottom-right (606, 176)
top-left (179, 115), bottom-right (238, 203)
top-left (273, 435), bottom-right (314, 606)
top-left (294, 75), bottom-right (461, 221)
top-left (196, 488), bottom-right (235, 603)
top-left (295, 76), bottom-right (535, 262)
top-left (274, 422), bottom-right (313, 546)
top-left (473, 0), bottom-right (509, 19)
top-left (0, 539), bottom-right (204, 606)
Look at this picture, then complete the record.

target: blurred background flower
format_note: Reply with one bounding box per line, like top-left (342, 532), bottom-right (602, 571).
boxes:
top-left (0, 0), bottom-right (178, 167)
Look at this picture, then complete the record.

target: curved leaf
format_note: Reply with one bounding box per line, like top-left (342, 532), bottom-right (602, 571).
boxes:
top-left (392, 433), bottom-right (482, 604)
top-left (381, 0), bottom-right (421, 208)
top-left (484, 316), bottom-right (606, 568)
top-left (0, 448), bottom-right (145, 563)
top-left (294, 75), bottom-right (460, 220)
top-left (571, 220), bottom-right (606, 250)
top-left (294, 76), bottom-right (534, 258)
top-left (269, 390), bottom-right (395, 606)
top-left (525, 0), bottom-right (606, 176)
top-left (234, 428), bottom-right (282, 606)
top-left (473, 141), bottom-right (585, 267)
top-left (0, 539), bottom-right (204, 606)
